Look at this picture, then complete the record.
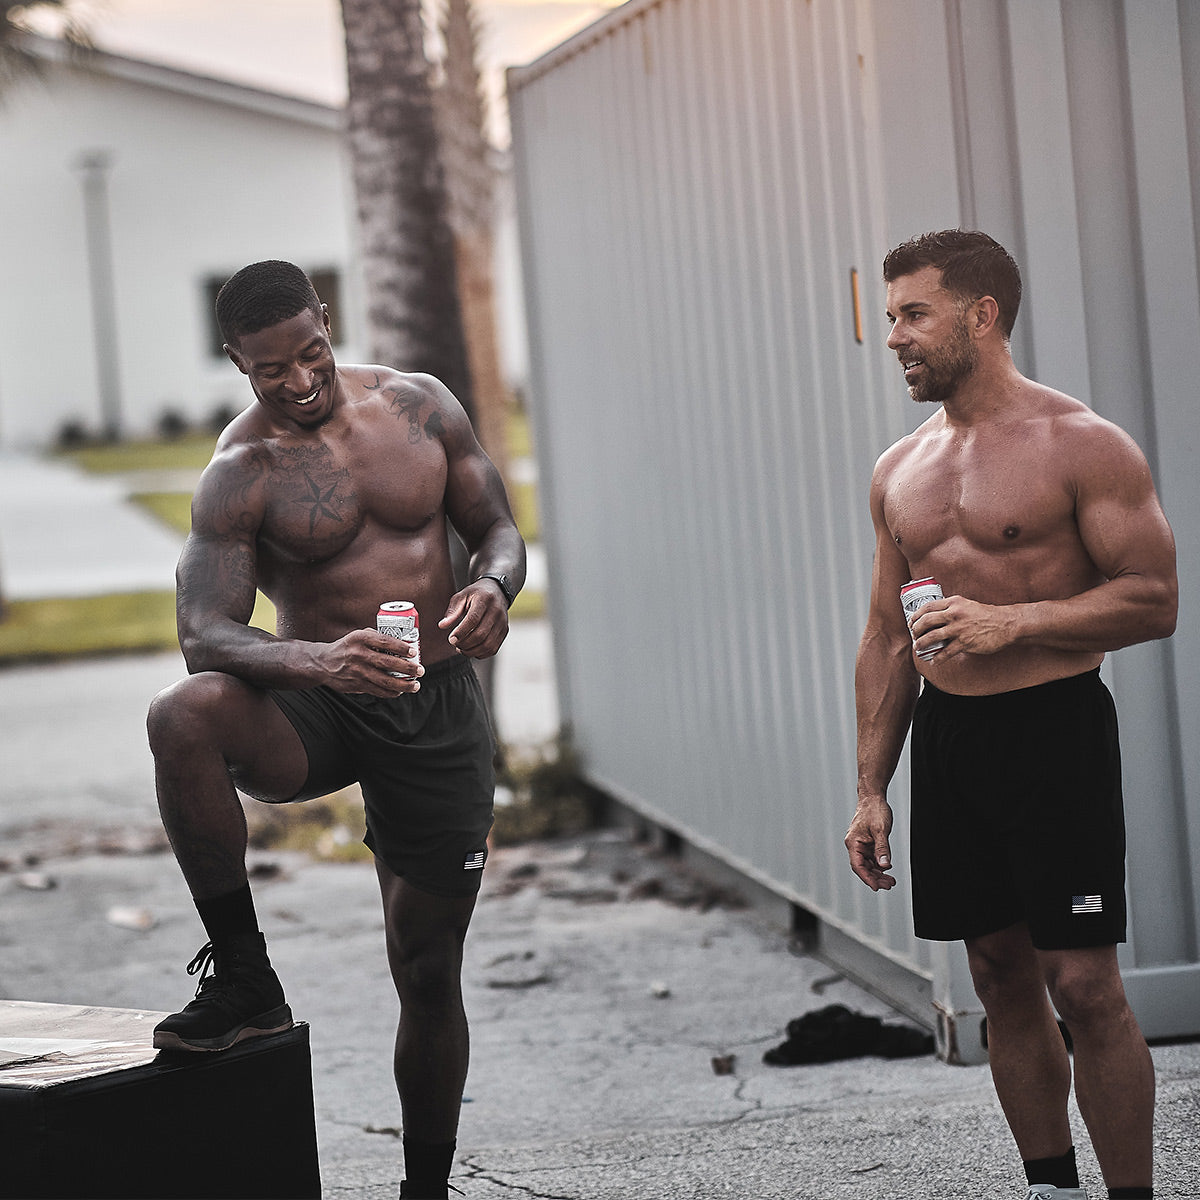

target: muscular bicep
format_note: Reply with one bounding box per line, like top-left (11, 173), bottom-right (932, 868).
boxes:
top-left (445, 442), bottom-right (516, 549)
top-left (421, 376), bottom-right (517, 549)
top-left (176, 528), bottom-right (259, 629)
top-left (1073, 425), bottom-right (1177, 589)
top-left (176, 453), bottom-right (267, 633)
top-left (864, 472), bottom-right (915, 642)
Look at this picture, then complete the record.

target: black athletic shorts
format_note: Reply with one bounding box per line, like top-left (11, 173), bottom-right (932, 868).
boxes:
top-left (910, 668), bottom-right (1127, 950)
top-left (267, 655), bottom-right (495, 898)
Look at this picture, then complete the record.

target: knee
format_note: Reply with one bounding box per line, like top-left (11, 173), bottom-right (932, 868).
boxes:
top-left (390, 937), bottom-right (466, 1011)
top-left (1045, 963), bottom-right (1129, 1034)
top-left (966, 934), bottom-right (1043, 1012)
top-left (146, 673), bottom-right (239, 757)
top-left (970, 955), bottom-right (1022, 1010)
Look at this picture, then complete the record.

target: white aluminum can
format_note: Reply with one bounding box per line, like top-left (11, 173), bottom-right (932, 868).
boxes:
top-left (377, 600), bottom-right (420, 676)
top-left (900, 578), bottom-right (947, 662)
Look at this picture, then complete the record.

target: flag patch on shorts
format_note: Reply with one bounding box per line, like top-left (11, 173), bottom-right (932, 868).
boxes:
top-left (1071, 894), bottom-right (1103, 914)
top-left (463, 851), bottom-right (486, 871)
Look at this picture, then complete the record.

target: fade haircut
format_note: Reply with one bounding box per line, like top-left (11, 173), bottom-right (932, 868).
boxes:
top-left (216, 260), bottom-right (322, 346)
top-left (883, 230), bottom-right (1022, 339)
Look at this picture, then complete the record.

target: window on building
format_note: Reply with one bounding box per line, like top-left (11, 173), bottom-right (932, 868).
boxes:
top-left (203, 267), bottom-right (344, 357)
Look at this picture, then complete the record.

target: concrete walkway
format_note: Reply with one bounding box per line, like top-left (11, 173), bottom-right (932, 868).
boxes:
top-left (0, 451), bottom-right (184, 599)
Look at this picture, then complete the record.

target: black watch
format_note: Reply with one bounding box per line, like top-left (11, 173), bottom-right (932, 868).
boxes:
top-left (475, 571), bottom-right (516, 609)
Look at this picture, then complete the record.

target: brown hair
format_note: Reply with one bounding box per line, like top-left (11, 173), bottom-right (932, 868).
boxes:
top-left (883, 230), bottom-right (1022, 338)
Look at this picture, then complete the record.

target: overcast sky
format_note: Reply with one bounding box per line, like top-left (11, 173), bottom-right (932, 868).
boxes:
top-left (27, 0), bottom-right (624, 142)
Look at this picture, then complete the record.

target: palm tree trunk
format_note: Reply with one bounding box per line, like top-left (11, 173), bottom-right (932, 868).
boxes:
top-left (434, 0), bottom-right (510, 482)
top-left (339, 0), bottom-right (475, 419)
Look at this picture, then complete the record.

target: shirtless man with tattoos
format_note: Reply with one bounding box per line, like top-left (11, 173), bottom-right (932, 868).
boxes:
top-left (147, 260), bottom-right (525, 1200)
top-left (845, 231), bottom-right (1176, 1200)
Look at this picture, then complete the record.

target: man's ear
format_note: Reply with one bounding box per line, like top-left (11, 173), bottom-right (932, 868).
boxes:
top-left (971, 295), bottom-right (1001, 339)
top-left (223, 343), bottom-right (249, 375)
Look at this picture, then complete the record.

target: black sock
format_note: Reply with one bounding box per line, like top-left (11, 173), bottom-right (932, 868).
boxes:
top-left (403, 1136), bottom-right (456, 1190)
top-left (1024, 1146), bottom-right (1080, 1188)
top-left (195, 883), bottom-right (260, 944)
top-left (1108, 1189), bottom-right (1153, 1198)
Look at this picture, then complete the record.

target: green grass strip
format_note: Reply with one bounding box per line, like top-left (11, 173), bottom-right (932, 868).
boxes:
top-left (0, 592), bottom-right (180, 664)
top-left (132, 491), bottom-right (193, 536)
top-left (57, 433), bottom-right (218, 474)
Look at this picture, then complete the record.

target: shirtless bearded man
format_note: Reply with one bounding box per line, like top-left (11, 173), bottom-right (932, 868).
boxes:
top-left (845, 231), bottom-right (1177, 1200)
top-left (147, 260), bottom-right (525, 1200)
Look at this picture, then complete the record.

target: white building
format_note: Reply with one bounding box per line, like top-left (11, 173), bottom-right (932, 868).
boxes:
top-left (0, 34), bottom-right (365, 449)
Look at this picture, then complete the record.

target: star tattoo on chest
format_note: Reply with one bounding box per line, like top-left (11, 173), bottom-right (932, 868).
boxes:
top-left (293, 471), bottom-right (343, 534)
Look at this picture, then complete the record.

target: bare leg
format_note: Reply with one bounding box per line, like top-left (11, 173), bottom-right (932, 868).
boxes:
top-left (147, 672), bottom-right (308, 900)
top-left (375, 861), bottom-right (477, 1143)
top-left (147, 672), bottom-right (309, 1051)
top-left (1040, 944), bottom-right (1155, 1190)
top-left (966, 924), bottom-right (1074, 1161)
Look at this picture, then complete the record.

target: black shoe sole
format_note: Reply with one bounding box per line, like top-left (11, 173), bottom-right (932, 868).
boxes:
top-left (153, 1004), bottom-right (294, 1053)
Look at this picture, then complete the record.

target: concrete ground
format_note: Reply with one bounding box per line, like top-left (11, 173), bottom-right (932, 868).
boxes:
top-left (1, 453), bottom-right (1198, 1198)
top-left (2, 647), bottom-right (1198, 1200)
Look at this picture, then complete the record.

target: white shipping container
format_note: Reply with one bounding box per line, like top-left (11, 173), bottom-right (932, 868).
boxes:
top-left (509, 0), bottom-right (1200, 1059)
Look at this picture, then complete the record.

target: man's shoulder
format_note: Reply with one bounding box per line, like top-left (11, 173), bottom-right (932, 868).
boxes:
top-left (874, 412), bottom-right (943, 476)
top-left (1029, 384), bottom-right (1140, 451)
top-left (208, 416), bottom-right (275, 471)
top-left (345, 366), bottom-right (472, 448)
top-left (345, 365), bottom-right (451, 407)
top-left (195, 422), bottom-right (277, 506)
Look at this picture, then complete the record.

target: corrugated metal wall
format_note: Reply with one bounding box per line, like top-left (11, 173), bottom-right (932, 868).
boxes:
top-left (509, 0), bottom-right (1200, 1051)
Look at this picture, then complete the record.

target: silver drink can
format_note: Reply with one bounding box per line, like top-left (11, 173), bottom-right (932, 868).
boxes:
top-left (377, 600), bottom-right (420, 676)
top-left (900, 577), bottom-right (947, 661)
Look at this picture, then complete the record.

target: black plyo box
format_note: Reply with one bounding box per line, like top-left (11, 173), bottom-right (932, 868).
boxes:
top-left (0, 1000), bottom-right (321, 1199)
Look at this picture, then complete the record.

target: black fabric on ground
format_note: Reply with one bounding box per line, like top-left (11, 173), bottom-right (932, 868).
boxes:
top-left (762, 1003), bottom-right (934, 1065)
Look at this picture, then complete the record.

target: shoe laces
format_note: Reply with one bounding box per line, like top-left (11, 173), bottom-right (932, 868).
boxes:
top-left (186, 942), bottom-right (217, 996)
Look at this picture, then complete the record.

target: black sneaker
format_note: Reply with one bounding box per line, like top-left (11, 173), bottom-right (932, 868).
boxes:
top-left (399, 1184), bottom-right (462, 1199)
top-left (153, 933), bottom-right (292, 1052)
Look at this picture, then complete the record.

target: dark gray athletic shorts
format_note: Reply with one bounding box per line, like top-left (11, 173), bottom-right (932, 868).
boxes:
top-left (267, 655), bottom-right (495, 898)
top-left (910, 668), bottom-right (1127, 950)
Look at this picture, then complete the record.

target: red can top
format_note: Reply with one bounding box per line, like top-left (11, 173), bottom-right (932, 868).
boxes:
top-left (377, 600), bottom-right (416, 616)
top-left (900, 577), bottom-right (939, 595)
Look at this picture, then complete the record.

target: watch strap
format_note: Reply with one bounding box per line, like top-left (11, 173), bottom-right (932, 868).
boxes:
top-left (475, 571), bottom-right (515, 608)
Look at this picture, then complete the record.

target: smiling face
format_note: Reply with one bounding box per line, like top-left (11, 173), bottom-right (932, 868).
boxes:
top-left (885, 266), bottom-right (979, 407)
top-left (226, 306), bottom-right (337, 430)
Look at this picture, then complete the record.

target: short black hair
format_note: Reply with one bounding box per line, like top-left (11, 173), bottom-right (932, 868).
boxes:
top-left (883, 230), bottom-right (1022, 338)
top-left (215, 260), bottom-right (322, 346)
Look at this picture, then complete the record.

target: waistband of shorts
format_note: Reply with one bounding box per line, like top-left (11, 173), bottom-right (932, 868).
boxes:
top-left (419, 654), bottom-right (477, 683)
top-left (920, 666), bottom-right (1103, 710)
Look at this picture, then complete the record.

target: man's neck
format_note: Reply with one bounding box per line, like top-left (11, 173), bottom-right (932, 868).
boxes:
top-left (938, 357), bottom-right (1026, 427)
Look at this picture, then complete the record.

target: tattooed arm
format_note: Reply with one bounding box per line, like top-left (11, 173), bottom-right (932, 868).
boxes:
top-left (176, 443), bottom-right (421, 696)
top-left (411, 374), bottom-right (527, 658)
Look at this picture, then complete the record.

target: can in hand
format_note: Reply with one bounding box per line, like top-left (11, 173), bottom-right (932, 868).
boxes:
top-left (900, 578), bottom-right (947, 662)
top-left (377, 601), bottom-right (420, 677)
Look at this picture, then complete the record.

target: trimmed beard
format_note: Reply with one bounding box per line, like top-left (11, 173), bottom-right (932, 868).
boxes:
top-left (908, 313), bottom-right (978, 406)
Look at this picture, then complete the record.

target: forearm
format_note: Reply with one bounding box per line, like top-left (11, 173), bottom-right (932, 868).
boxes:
top-left (1001, 574), bottom-right (1177, 653)
top-left (855, 630), bottom-right (921, 804)
top-left (467, 520), bottom-right (527, 595)
top-left (179, 614), bottom-right (326, 688)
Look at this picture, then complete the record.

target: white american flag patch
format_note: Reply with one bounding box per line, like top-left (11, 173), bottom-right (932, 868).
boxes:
top-left (463, 851), bottom-right (486, 871)
top-left (1071, 894), bottom-right (1103, 915)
